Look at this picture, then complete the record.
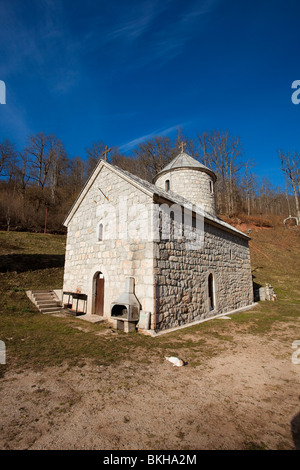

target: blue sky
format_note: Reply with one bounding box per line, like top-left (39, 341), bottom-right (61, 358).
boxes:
top-left (1, 0), bottom-right (300, 188)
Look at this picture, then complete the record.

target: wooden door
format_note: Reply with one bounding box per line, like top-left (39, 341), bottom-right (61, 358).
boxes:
top-left (95, 273), bottom-right (104, 315)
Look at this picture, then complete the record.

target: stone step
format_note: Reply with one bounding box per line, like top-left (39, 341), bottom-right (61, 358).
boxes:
top-left (34, 294), bottom-right (58, 300)
top-left (27, 290), bottom-right (63, 315)
top-left (31, 290), bottom-right (52, 294)
top-left (36, 302), bottom-right (60, 308)
top-left (34, 294), bottom-right (56, 299)
top-left (36, 298), bottom-right (59, 303)
top-left (41, 310), bottom-right (62, 315)
top-left (40, 306), bottom-right (63, 313)
top-left (35, 299), bottom-right (56, 304)
top-left (34, 296), bottom-right (56, 300)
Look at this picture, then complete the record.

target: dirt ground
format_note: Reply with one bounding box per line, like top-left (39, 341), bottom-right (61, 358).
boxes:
top-left (1, 318), bottom-right (300, 451)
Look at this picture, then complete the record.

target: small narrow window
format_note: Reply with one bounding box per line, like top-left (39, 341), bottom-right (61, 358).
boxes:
top-left (209, 181), bottom-right (214, 194)
top-left (208, 273), bottom-right (215, 311)
top-left (165, 179), bottom-right (170, 191)
top-left (97, 223), bottom-right (103, 242)
top-left (192, 213), bottom-right (196, 228)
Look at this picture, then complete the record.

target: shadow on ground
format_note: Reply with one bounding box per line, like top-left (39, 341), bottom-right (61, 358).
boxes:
top-left (291, 411), bottom-right (300, 450)
top-left (252, 273), bottom-right (263, 302)
top-left (0, 254), bottom-right (65, 273)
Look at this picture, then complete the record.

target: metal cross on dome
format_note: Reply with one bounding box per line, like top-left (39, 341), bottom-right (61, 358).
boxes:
top-left (179, 141), bottom-right (186, 152)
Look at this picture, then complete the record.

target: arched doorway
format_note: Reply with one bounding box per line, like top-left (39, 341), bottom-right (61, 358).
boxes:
top-left (94, 272), bottom-right (104, 315)
top-left (208, 273), bottom-right (215, 311)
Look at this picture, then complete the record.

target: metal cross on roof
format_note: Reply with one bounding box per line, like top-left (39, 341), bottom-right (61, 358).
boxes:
top-left (179, 141), bottom-right (186, 153)
top-left (102, 145), bottom-right (111, 161)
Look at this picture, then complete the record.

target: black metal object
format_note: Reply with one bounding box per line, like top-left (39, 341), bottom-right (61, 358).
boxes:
top-left (63, 291), bottom-right (87, 316)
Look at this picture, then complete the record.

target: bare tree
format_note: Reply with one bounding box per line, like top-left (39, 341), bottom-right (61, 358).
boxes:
top-left (48, 137), bottom-right (68, 202)
top-left (85, 141), bottom-right (107, 161)
top-left (197, 130), bottom-right (244, 216)
top-left (279, 150), bottom-right (300, 220)
top-left (197, 132), bottom-right (213, 168)
top-left (175, 127), bottom-right (197, 156)
top-left (110, 151), bottom-right (136, 174)
top-left (69, 156), bottom-right (86, 194)
top-left (25, 133), bottom-right (52, 190)
top-left (242, 160), bottom-right (257, 216)
top-left (85, 142), bottom-right (128, 179)
top-left (85, 141), bottom-right (107, 178)
top-left (16, 151), bottom-right (31, 191)
top-left (0, 139), bottom-right (18, 177)
top-left (133, 136), bottom-right (176, 182)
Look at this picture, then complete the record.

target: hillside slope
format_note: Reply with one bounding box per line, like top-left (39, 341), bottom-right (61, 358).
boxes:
top-left (0, 227), bottom-right (300, 450)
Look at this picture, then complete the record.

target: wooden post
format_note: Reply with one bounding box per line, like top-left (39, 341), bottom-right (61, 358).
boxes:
top-left (44, 203), bottom-right (49, 234)
top-left (154, 283), bottom-right (157, 329)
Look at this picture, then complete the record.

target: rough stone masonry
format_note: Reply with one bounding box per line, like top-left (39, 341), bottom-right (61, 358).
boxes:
top-left (62, 150), bottom-right (254, 332)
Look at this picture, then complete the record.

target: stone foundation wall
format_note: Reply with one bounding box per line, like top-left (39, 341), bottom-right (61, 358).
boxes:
top-left (154, 220), bottom-right (253, 331)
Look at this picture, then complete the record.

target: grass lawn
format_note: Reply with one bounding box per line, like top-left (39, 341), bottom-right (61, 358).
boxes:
top-left (0, 226), bottom-right (299, 373)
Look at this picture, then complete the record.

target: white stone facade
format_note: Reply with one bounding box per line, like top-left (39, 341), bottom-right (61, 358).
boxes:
top-left (63, 164), bottom-right (155, 317)
top-left (63, 154), bottom-right (254, 332)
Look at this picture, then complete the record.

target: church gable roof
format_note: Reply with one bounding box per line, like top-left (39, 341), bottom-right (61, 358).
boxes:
top-left (63, 160), bottom-right (153, 227)
top-left (63, 159), bottom-right (248, 240)
top-left (115, 165), bottom-right (249, 240)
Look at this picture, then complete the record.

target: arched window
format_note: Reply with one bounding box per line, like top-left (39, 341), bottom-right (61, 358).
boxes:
top-left (208, 273), bottom-right (215, 311)
top-left (165, 179), bottom-right (170, 191)
top-left (209, 181), bottom-right (214, 194)
top-left (97, 223), bottom-right (103, 242)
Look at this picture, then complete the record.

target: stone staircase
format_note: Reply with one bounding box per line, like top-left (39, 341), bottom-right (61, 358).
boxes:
top-left (28, 290), bottom-right (62, 315)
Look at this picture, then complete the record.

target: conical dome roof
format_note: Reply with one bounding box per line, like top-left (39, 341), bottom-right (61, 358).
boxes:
top-left (153, 151), bottom-right (216, 183)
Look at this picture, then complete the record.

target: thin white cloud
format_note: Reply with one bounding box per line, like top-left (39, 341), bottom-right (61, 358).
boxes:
top-left (107, 14), bottom-right (154, 42)
top-left (0, 0), bottom-right (221, 87)
top-left (119, 123), bottom-right (186, 152)
top-left (95, 0), bottom-right (222, 75)
top-left (106, 0), bottom-right (164, 42)
top-left (0, 98), bottom-right (32, 145)
top-left (147, 0), bottom-right (220, 66)
top-left (0, 0), bottom-right (222, 97)
top-left (0, 0), bottom-right (82, 94)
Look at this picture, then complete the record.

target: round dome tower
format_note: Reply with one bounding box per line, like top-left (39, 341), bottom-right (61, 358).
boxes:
top-left (153, 151), bottom-right (217, 215)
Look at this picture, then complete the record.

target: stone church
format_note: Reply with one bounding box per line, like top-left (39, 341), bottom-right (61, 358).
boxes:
top-left (62, 148), bottom-right (254, 333)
